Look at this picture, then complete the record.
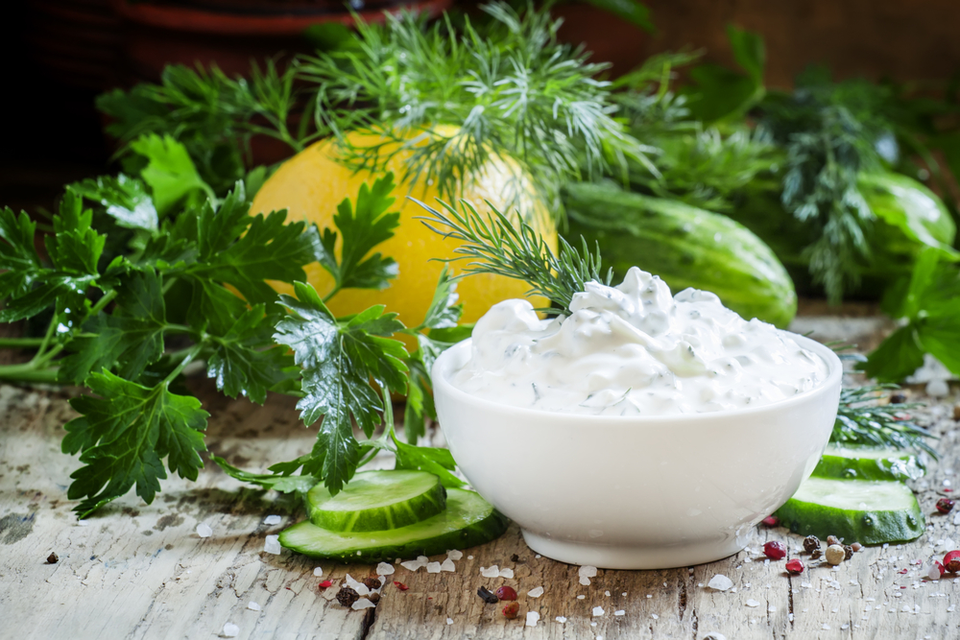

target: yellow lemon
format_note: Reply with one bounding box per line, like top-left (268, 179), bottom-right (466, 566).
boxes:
top-left (250, 129), bottom-right (558, 334)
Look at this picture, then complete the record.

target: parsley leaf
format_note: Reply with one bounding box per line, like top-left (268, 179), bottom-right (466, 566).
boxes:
top-left (274, 282), bottom-right (408, 494)
top-left (393, 436), bottom-right (465, 489)
top-left (318, 173), bottom-right (400, 296)
top-left (72, 174), bottom-right (159, 232)
top-left (62, 370), bottom-right (209, 517)
top-left (860, 248), bottom-right (960, 381)
top-left (129, 133), bottom-right (215, 214)
top-left (211, 455), bottom-right (318, 493)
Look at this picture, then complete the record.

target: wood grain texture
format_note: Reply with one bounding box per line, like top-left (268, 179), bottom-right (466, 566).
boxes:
top-left (2, 329), bottom-right (960, 639)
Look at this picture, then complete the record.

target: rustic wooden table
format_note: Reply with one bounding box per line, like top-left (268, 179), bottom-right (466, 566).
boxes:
top-left (3, 306), bottom-right (959, 640)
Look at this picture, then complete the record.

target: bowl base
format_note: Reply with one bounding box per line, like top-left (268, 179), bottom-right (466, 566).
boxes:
top-left (520, 530), bottom-right (746, 570)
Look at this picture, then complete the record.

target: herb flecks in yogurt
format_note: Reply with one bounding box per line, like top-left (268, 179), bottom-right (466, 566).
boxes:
top-left (451, 267), bottom-right (827, 416)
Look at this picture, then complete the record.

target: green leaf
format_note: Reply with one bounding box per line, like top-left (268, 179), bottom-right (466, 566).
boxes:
top-left (417, 265), bottom-right (462, 330)
top-left (62, 370), bottom-right (208, 517)
top-left (726, 24), bottom-right (765, 84)
top-left (274, 282), bottom-right (409, 494)
top-left (71, 174), bottom-right (159, 232)
top-left (0, 207), bottom-right (43, 299)
top-left (392, 437), bottom-right (465, 489)
top-left (129, 133), bottom-right (212, 214)
top-left (581, 0), bottom-right (654, 32)
top-left (185, 184), bottom-right (324, 305)
top-left (59, 269), bottom-right (167, 384)
top-left (211, 455), bottom-right (318, 493)
top-left (857, 326), bottom-right (925, 383)
top-left (206, 305), bottom-right (297, 404)
top-left (324, 173), bottom-right (400, 292)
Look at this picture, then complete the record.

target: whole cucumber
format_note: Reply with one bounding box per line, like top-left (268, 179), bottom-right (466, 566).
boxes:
top-left (562, 181), bottom-right (797, 328)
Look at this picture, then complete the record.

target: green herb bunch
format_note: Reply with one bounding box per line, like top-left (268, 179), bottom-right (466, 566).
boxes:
top-left (0, 135), bottom-right (467, 516)
top-left (299, 2), bottom-right (652, 214)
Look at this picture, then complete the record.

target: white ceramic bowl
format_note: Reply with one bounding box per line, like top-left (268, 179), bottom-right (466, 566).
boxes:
top-left (432, 334), bottom-right (843, 569)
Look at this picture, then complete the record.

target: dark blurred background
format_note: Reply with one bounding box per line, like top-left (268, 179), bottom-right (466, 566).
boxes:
top-left (4, 0), bottom-right (959, 211)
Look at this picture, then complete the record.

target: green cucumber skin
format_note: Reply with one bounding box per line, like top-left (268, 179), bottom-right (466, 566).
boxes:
top-left (775, 481), bottom-right (925, 546)
top-left (562, 181), bottom-right (797, 328)
top-left (305, 471), bottom-right (447, 533)
top-left (279, 489), bottom-right (509, 562)
top-left (812, 448), bottom-right (926, 482)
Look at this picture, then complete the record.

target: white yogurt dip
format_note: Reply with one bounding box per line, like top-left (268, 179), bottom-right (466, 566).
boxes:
top-left (450, 267), bottom-right (828, 416)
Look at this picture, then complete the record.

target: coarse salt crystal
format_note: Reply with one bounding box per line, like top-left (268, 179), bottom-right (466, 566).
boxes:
top-left (400, 560), bottom-right (424, 572)
top-left (593, 606), bottom-right (604, 617)
top-left (651, 613), bottom-right (659, 620)
top-left (702, 634), bottom-right (726, 640)
top-left (528, 586), bottom-right (544, 598)
top-left (313, 567), bottom-right (324, 577)
top-left (707, 574), bottom-right (734, 591)
top-left (555, 616), bottom-right (567, 623)
top-left (580, 576), bottom-right (592, 586)
top-left (440, 558), bottom-right (456, 572)
top-left (614, 610), bottom-right (625, 616)
top-left (418, 555), bottom-right (429, 563)
top-left (247, 602), bottom-right (261, 611)
top-left (426, 562), bottom-right (442, 574)
top-left (77, 520), bottom-right (88, 526)
top-left (579, 565), bottom-right (598, 578)
top-left (500, 568), bottom-right (514, 579)
top-left (376, 562), bottom-right (395, 576)
top-left (446, 549), bottom-right (463, 560)
top-left (526, 611), bottom-right (540, 627)
top-left (480, 565), bottom-right (499, 578)
top-left (196, 523), bottom-right (213, 538)
top-left (446, 618), bottom-right (453, 625)
top-left (577, 595), bottom-right (586, 600)
top-left (745, 599), bottom-right (760, 608)
top-left (263, 535), bottom-right (281, 555)
top-left (222, 622), bottom-right (239, 637)
top-left (604, 590), bottom-right (610, 596)
top-left (352, 599), bottom-right (377, 610)
top-left (263, 515), bottom-right (281, 525)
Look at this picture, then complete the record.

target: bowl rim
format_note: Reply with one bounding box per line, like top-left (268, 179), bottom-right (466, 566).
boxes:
top-left (432, 331), bottom-right (843, 425)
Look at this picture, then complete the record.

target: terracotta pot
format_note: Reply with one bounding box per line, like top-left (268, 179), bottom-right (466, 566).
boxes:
top-left (113, 0), bottom-right (452, 81)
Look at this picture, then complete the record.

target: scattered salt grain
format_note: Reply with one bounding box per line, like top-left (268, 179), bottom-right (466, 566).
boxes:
top-left (247, 602), bottom-right (261, 611)
top-left (446, 549), bottom-right (463, 560)
top-left (376, 562), bottom-right (395, 576)
top-left (400, 559), bottom-right (424, 572)
top-left (927, 379), bottom-right (950, 397)
top-left (426, 562), bottom-right (442, 574)
top-left (196, 523), bottom-right (213, 538)
top-left (468, 555), bottom-right (474, 560)
top-left (440, 558), bottom-right (456, 572)
top-left (822, 623), bottom-right (831, 630)
top-left (77, 520), bottom-right (88, 526)
top-left (577, 595), bottom-right (586, 600)
top-left (221, 623), bottom-right (239, 637)
top-left (526, 611), bottom-right (540, 627)
top-left (579, 565), bottom-right (598, 578)
top-left (580, 576), bottom-right (591, 586)
top-left (344, 574), bottom-right (370, 596)
top-left (622, 592), bottom-right (627, 597)
top-left (555, 616), bottom-right (567, 623)
top-left (446, 618), bottom-right (453, 625)
top-left (614, 610), bottom-right (625, 616)
top-left (745, 599), bottom-right (760, 608)
top-left (535, 554), bottom-right (541, 559)
top-left (707, 574), bottom-right (734, 591)
top-left (480, 565), bottom-right (500, 578)
top-left (604, 590), bottom-right (611, 597)
top-left (528, 586), bottom-right (544, 598)
top-left (500, 568), bottom-right (514, 579)
top-left (263, 535), bottom-right (281, 555)
top-left (593, 606), bottom-right (604, 617)
top-left (702, 634), bottom-right (726, 640)
top-left (352, 598), bottom-right (377, 610)
top-left (263, 515), bottom-right (281, 525)
top-left (313, 567), bottom-right (324, 577)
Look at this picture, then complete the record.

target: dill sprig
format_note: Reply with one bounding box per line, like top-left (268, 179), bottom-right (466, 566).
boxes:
top-left (833, 386), bottom-right (938, 459)
top-left (299, 2), bottom-right (653, 217)
top-left (415, 198), bottom-right (609, 313)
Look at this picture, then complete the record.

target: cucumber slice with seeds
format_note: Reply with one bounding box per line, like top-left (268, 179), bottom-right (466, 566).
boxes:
top-left (306, 470), bottom-right (446, 532)
top-left (280, 488), bottom-right (508, 561)
top-left (812, 444), bottom-right (926, 482)
top-left (776, 476), bottom-right (925, 545)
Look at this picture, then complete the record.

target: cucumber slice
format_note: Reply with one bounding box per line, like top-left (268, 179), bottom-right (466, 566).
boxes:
top-left (305, 470), bottom-right (446, 532)
top-left (812, 444), bottom-right (926, 482)
top-left (776, 476), bottom-right (925, 545)
top-left (280, 488), bottom-right (508, 561)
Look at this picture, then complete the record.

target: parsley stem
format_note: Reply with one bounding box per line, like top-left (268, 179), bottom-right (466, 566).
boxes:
top-left (28, 315), bottom-right (59, 365)
top-left (0, 363), bottom-right (60, 385)
top-left (0, 337), bottom-right (46, 348)
top-left (163, 344), bottom-right (203, 385)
